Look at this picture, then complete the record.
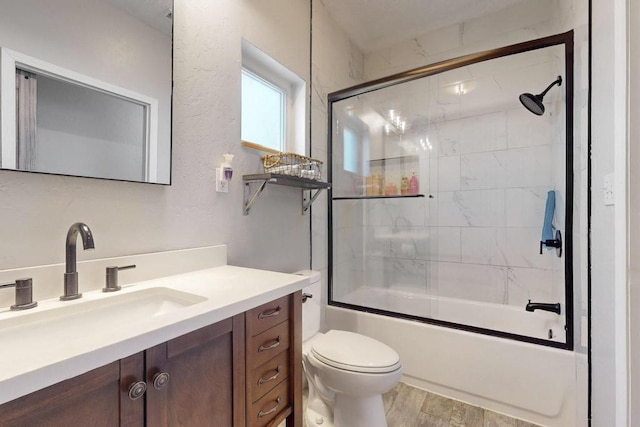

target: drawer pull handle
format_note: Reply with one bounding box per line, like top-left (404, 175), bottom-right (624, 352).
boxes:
top-left (128, 380), bottom-right (147, 400)
top-left (258, 366), bottom-right (282, 385)
top-left (258, 396), bottom-right (281, 418)
top-left (258, 306), bottom-right (281, 319)
top-left (258, 336), bottom-right (281, 352)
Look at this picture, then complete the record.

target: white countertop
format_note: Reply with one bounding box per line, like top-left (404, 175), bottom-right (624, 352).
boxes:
top-left (0, 265), bottom-right (308, 405)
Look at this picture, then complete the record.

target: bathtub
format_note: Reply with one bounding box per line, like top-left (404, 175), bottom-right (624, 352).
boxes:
top-left (327, 287), bottom-right (582, 426)
top-left (336, 286), bottom-right (566, 342)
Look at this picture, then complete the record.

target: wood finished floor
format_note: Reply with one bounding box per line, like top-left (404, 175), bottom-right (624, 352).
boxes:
top-left (383, 383), bottom-right (541, 427)
top-left (289, 381), bottom-right (541, 427)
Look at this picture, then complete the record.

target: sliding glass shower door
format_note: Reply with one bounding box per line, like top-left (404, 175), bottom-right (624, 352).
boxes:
top-left (329, 34), bottom-right (573, 348)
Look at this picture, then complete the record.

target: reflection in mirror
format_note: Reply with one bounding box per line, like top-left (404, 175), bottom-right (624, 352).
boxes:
top-left (0, 0), bottom-right (172, 184)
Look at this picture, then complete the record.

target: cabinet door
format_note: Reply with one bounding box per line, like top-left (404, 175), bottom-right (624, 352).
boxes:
top-left (0, 361), bottom-right (119, 426)
top-left (0, 353), bottom-right (145, 427)
top-left (145, 315), bottom-right (246, 427)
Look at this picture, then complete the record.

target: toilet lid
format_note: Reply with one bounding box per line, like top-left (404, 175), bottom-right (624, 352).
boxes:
top-left (310, 330), bottom-right (401, 373)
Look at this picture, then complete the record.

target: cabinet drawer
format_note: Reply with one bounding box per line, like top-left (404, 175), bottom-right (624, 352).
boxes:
top-left (249, 350), bottom-right (290, 404)
top-left (246, 295), bottom-right (290, 337)
top-left (248, 320), bottom-right (290, 368)
top-left (249, 378), bottom-right (290, 427)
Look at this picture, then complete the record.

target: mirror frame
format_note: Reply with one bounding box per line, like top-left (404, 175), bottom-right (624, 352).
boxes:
top-left (0, 0), bottom-right (174, 185)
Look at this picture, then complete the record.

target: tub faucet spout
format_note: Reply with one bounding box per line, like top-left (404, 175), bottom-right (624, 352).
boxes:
top-left (525, 300), bottom-right (561, 315)
top-left (61, 222), bottom-right (95, 301)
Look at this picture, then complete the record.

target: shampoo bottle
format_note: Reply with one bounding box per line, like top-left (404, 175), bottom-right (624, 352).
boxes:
top-left (409, 173), bottom-right (419, 194)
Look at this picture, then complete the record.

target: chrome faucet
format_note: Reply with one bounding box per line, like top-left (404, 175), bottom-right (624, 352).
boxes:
top-left (61, 222), bottom-right (95, 301)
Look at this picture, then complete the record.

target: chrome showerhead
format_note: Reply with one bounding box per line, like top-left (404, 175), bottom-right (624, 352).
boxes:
top-left (519, 76), bottom-right (562, 116)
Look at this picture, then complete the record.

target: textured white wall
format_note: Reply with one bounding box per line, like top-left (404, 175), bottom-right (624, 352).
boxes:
top-left (0, 0), bottom-right (311, 276)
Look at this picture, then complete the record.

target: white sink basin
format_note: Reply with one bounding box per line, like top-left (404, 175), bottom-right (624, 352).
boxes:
top-left (0, 287), bottom-right (207, 345)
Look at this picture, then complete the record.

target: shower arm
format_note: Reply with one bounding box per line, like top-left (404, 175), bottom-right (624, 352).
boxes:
top-left (538, 76), bottom-right (562, 98)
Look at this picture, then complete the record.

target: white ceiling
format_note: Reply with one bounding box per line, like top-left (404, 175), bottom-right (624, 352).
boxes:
top-left (321, 0), bottom-right (530, 53)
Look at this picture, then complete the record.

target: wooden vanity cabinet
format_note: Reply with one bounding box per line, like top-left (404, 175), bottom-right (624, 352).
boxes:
top-left (244, 292), bottom-right (302, 427)
top-left (0, 316), bottom-right (244, 427)
top-left (0, 291), bottom-right (302, 427)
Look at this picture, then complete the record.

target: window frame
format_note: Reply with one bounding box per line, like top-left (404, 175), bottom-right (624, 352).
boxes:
top-left (241, 40), bottom-right (306, 156)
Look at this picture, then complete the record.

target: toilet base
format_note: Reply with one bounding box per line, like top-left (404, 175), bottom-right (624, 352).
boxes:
top-left (305, 394), bottom-right (388, 427)
top-left (334, 394), bottom-right (387, 427)
top-left (305, 406), bottom-right (334, 427)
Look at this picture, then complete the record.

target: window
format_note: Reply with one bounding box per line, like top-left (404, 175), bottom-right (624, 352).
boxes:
top-left (241, 40), bottom-right (306, 155)
top-left (241, 69), bottom-right (285, 152)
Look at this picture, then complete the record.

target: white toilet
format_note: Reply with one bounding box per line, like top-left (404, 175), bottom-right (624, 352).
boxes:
top-left (295, 270), bottom-right (403, 427)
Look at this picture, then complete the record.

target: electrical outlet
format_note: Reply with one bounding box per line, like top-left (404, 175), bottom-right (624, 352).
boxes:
top-left (603, 173), bottom-right (614, 206)
top-left (216, 168), bottom-right (229, 193)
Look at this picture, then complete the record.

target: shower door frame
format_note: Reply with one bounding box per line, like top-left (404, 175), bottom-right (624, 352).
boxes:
top-left (327, 31), bottom-right (575, 350)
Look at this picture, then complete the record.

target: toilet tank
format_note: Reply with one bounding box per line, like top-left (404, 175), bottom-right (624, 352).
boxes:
top-left (293, 270), bottom-right (321, 341)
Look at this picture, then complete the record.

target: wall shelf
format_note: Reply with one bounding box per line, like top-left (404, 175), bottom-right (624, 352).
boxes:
top-left (368, 155), bottom-right (420, 165)
top-left (242, 173), bottom-right (331, 215)
top-left (333, 194), bottom-right (427, 200)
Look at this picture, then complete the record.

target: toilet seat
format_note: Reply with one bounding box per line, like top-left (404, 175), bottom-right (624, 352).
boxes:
top-left (310, 330), bottom-right (401, 374)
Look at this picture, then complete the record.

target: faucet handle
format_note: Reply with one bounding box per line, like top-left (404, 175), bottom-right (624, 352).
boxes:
top-left (103, 265), bottom-right (136, 292)
top-left (1, 278), bottom-right (38, 310)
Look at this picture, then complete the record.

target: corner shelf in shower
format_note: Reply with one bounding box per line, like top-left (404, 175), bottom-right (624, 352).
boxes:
top-left (368, 154), bottom-right (420, 165)
top-left (242, 173), bottom-right (331, 215)
top-left (333, 194), bottom-right (426, 200)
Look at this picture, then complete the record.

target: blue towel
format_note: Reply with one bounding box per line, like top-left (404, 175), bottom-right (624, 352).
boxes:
top-left (541, 190), bottom-right (555, 244)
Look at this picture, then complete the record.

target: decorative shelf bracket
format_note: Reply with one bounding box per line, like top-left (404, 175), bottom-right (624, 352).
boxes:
top-left (243, 178), bottom-right (271, 215)
top-left (243, 174), bottom-right (331, 215)
top-left (302, 189), bottom-right (324, 215)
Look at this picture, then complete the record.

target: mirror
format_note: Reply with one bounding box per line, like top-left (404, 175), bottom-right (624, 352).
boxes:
top-left (0, 0), bottom-right (172, 184)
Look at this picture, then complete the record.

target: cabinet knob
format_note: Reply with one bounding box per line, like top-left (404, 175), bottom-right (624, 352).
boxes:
top-left (128, 380), bottom-right (147, 400)
top-left (153, 372), bottom-right (170, 390)
top-left (258, 396), bottom-right (281, 418)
